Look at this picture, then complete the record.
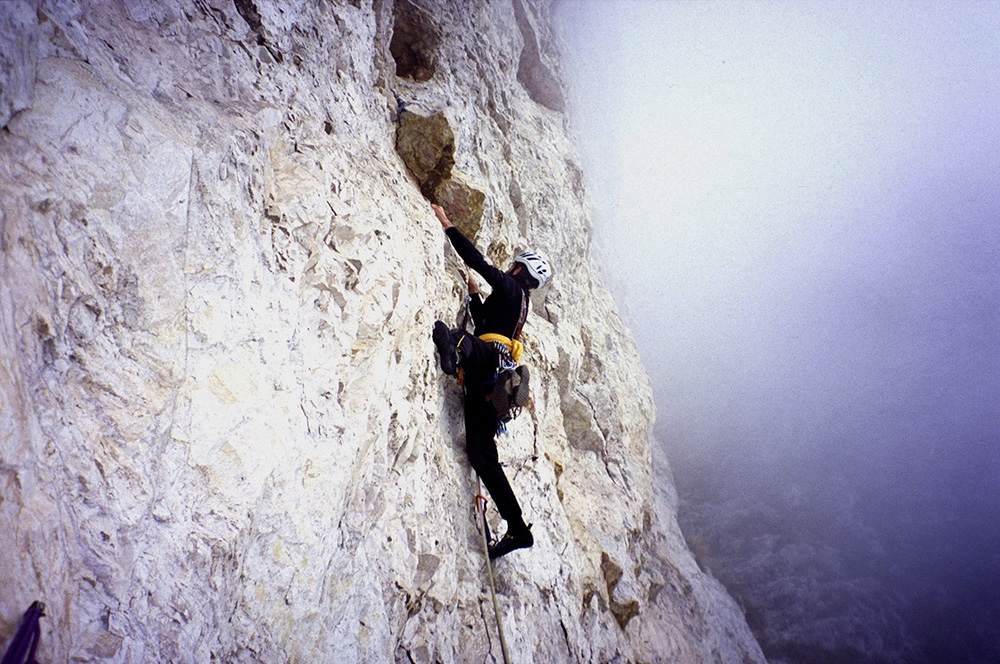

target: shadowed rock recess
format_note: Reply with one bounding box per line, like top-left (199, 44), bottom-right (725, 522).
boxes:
top-left (0, 1), bottom-right (765, 662)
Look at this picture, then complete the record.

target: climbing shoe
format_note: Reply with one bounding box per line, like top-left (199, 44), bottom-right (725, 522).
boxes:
top-left (433, 321), bottom-right (457, 376)
top-left (489, 525), bottom-right (533, 560)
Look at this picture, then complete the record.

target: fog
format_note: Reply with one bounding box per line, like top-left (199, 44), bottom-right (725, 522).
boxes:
top-left (553, 2), bottom-right (1000, 662)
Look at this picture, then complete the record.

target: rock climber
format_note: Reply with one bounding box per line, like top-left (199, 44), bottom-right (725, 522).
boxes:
top-left (430, 203), bottom-right (552, 559)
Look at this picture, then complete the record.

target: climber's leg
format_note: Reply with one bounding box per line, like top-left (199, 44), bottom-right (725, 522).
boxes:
top-left (432, 322), bottom-right (500, 384)
top-left (433, 321), bottom-right (458, 375)
top-left (464, 396), bottom-right (528, 534)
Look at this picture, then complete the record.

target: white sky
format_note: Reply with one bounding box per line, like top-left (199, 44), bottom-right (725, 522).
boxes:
top-left (554, 1), bottom-right (1000, 477)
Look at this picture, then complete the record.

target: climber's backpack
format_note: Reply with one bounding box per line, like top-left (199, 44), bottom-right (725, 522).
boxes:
top-left (492, 364), bottom-right (529, 423)
top-left (493, 290), bottom-right (531, 423)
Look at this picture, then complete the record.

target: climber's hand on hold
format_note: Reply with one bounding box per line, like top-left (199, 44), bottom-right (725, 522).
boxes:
top-left (431, 203), bottom-right (452, 230)
top-left (465, 265), bottom-right (479, 294)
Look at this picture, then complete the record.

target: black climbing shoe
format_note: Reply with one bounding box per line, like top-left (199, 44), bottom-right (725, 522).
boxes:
top-left (489, 526), bottom-right (533, 560)
top-left (433, 321), bottom-right (457, 376)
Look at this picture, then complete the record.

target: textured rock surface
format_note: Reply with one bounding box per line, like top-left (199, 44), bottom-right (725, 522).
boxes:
top-left (394, 110), bottom-right (484, 238)
top-left (0, 1), bottom-right (765, 662)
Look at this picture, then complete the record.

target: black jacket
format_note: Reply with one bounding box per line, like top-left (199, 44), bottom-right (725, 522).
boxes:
top-left (446, 227), bottom-right (527, 339)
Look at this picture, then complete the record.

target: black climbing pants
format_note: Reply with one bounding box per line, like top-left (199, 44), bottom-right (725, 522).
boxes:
top-left (456, 333), bottom-right (526, 530)
top-left (465, 395), bottom-right (523, 528)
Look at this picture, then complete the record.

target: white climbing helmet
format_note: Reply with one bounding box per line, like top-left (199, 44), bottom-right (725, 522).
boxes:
top-left (513, 251), bottom-right (552, 288)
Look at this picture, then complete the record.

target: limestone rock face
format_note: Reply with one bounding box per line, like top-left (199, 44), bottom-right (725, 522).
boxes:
top-left (0, 1), bottom-right (765, 662)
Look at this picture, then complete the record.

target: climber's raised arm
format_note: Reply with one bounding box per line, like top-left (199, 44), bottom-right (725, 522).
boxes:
top-left (432, 204), bottom-right (506, 290)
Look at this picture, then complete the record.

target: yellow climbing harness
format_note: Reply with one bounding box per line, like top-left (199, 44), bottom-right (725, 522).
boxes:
top-left (455, 333), bottom-right (523, 386)
top-left (478, 333), bottom-right (523, 363)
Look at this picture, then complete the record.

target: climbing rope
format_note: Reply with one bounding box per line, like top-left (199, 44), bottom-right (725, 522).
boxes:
top-left (476, 480), bottom-right (511, 664)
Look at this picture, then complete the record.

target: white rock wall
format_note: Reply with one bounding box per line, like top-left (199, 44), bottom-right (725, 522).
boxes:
top-left (0, 0), bottom-right (765, 662)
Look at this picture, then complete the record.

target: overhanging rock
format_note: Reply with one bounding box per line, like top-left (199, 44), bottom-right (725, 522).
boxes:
top-left (395, 110), bottom-right (485, 239)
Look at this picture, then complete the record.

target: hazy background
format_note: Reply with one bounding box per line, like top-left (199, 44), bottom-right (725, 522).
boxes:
top-left (553, 2), bottom-right (1000, 663)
